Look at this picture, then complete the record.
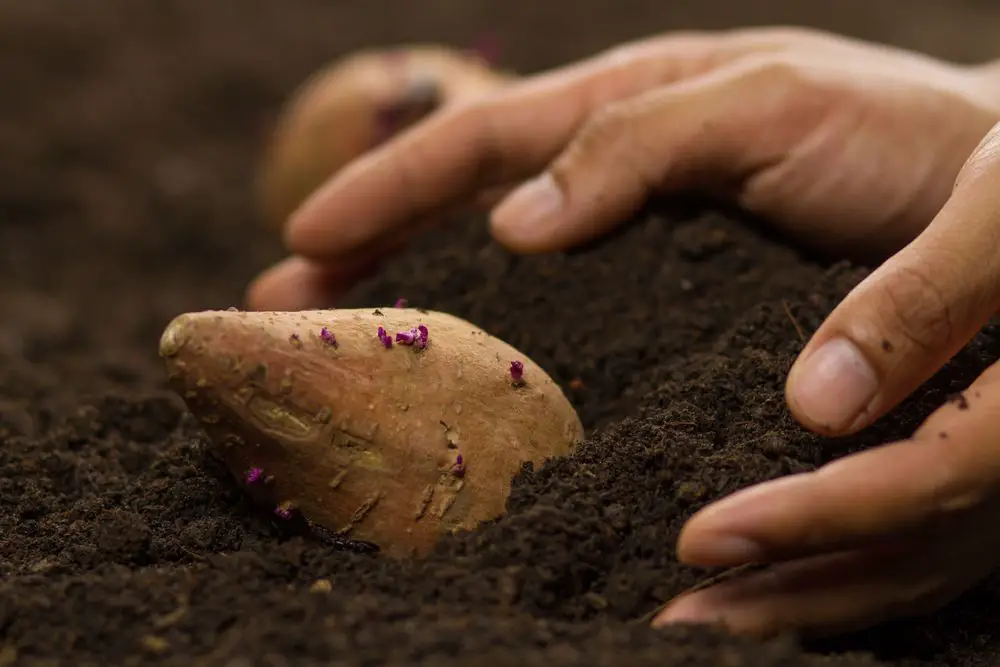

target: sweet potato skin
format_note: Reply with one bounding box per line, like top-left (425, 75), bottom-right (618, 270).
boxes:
top-left (159, 308), bottom-right (583, 557)
top-left (258, 45), bottom-right (513, 228)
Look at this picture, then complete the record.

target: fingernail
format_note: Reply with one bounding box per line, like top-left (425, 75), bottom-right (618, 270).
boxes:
top-left (492, 172), bottom-right (563, 235)
top-left (789, 337), bottom-right (878, 431)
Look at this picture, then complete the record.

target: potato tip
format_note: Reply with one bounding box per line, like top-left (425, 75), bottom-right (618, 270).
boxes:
top-left (159, 314), bottom-right (191, 358)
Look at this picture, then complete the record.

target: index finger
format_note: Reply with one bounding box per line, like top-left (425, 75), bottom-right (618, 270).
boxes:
top-left (284, 33), bottom-right (773, 262)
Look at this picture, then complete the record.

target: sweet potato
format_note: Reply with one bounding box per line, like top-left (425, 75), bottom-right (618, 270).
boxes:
top-left (159, 307), bottom-right (583, 557)
top-left (258, 45), bottom-right (514, 228)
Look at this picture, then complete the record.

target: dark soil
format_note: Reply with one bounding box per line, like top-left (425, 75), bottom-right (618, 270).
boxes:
top-left (3, 1), bottom-right (1000, 665)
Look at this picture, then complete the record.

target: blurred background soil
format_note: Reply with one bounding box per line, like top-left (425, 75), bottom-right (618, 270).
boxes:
top-left (2, 1), bottom-right (1000, 665)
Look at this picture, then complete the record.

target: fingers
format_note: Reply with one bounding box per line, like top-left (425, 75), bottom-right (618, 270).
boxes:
top-left (284, 32), bottom-right (802, 262)
top-left (245, 255), bottom-right (380, 311)
top-left (653, 537), bottom-right (990, 638)
top-left (785, 121), bottom-right (1000, 435)
top-left (489, 56), bottom-right (836, 253)
top-left (248, 181), bottom-right (516, 312)
top-left (283, 38), bottom-right (694, 260)
top-left (657, 359), bottom-right (1000, 638)
top-left (674, 437), bottom-right (989, 568)
top-left (675, 357), bottom-right (1000, 570)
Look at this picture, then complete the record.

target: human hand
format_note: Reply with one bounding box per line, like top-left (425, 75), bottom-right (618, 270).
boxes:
top-left (247, 27), bottom-right (1000, 310)
top-left (653, 121), bottom-right (1000, 638)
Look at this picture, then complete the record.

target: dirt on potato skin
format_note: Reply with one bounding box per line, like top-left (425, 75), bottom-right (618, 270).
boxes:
top-left (4, 1), bottom-right (1000, 666)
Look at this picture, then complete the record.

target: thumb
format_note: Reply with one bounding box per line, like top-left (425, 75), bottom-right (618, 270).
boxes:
top-left (785, 121), bottom-right (1000, 435)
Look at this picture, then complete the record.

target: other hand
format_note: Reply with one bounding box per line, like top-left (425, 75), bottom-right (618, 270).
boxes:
top-left (247, 27), bottom-right (999, 310)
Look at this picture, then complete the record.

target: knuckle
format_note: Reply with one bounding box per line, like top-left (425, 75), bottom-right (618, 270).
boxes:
top-left (443, 97), bottom-right (507, 184)
top-left (870, 265), bottom-right (955, 354)
top-left (977, 119), bottom-right (1000, 151)
top-left (445, 98), bottom-right (492, 147)
top-left (756, 26), bottom-right (826, 44)
top-left (561, 101), bottom-right (653, 185)
top-left (562, 103), bottom-right (637, 168)
top-left (728, 25), bottom-right (820, 46)
top-left (581, 103), bottom-right (637, 146)
top-left (600, 32), bottom-right (710, 66)
top-left (598, 40), bottom-right (660, 69)
top-left (957, 120), bottom-right (1000, 186)
top-left (743, 54), bottom-right (808, 85)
